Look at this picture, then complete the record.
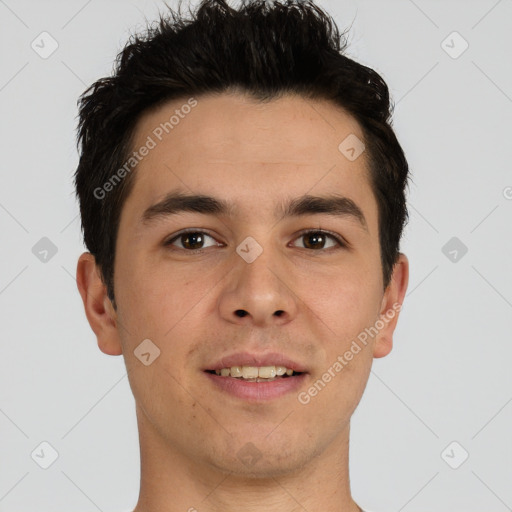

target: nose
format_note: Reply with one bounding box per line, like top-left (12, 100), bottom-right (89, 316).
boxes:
top-left (218, 244), bottom-right (298, 327)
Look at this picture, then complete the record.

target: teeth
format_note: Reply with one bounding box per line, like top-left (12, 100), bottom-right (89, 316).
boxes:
top-left (242, 366), bottom-right (259, 379)
top-left (276, 366), bottom-right (287, 376)
top-left (258, 366), bottom-right (277, 378)
top-left (212, 365), bottom-right (297, 379)
top-left (230, 366), bottom-right (243, 377)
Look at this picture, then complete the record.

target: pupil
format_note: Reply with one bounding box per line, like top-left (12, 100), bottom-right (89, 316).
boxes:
top-left (183, 232), bottom-right (203, 249)
top-left (304, 232), bottom-right (324, 249)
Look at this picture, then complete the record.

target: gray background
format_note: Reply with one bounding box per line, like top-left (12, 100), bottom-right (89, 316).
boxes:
top-left (1, 0), bottom-right (511, 511)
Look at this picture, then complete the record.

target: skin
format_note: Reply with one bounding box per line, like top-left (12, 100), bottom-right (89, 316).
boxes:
top-left (76, 92), bottom-right (408, 512)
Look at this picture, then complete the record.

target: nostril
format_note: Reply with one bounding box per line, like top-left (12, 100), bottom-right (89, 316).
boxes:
top-left (234, 310), bottom-right (284, 318)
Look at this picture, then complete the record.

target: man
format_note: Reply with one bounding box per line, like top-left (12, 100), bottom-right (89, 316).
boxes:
top-left (74, 1), bottom-right (409, 510)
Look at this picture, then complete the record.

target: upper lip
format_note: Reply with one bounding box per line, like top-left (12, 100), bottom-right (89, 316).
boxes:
top-left (204, 352), bottom-right (308, 373)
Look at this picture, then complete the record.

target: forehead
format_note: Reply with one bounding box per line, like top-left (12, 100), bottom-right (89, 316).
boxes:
top-left (135, 92), bottom-right (365, 163)
top-left (121, 92), bottom-right (377, 231)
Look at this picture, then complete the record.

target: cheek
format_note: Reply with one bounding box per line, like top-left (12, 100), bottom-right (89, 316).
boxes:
top-left (295, 348), bottom-right (371, 448)
top-left (300, 266), bottom-right (381, 342)
top-left (117, 256), bottom-right (214, 335)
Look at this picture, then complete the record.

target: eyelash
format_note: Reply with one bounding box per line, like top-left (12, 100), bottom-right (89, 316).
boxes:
top-left (163, 228), bottom-right (346, 253)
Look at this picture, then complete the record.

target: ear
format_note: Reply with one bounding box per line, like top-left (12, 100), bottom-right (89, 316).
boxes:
top-left (76, 252), bottom-right (123, 356)
top-left (373, 252), bottom-right (409, 358)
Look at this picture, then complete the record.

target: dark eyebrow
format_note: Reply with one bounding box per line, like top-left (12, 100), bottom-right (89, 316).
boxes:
top-left (141, 192), bottom-right (236, 224)
top-left (277, 194), bottom-right (368, 231)
top-left (141, 191), bottom-right (368, 231)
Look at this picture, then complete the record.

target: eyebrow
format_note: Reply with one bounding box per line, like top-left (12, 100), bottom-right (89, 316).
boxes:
top-left (141, 191), bottom-right (368, 231)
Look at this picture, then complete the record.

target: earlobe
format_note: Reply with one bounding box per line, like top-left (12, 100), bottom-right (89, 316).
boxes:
top-left (76, 252), bottom-right (123, 356)
top-left (373, 252), bottom-right (409, 359)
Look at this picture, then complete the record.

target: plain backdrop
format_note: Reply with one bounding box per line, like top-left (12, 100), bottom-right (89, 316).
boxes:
top-left (0, 0), bottom-right (511, 511)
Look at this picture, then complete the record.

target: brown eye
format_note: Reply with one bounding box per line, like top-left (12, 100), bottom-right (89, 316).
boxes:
top-left (292, 230), bottom-right (343, 250)
top-left (165, 231), bottom-right (219, 251)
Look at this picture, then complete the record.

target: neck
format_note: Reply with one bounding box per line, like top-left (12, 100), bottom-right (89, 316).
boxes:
top-left (131, 406), bottom-right (361, 512)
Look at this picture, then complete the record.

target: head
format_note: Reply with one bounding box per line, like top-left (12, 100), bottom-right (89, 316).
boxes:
top-left (75, 0), bottom-right (409, 479)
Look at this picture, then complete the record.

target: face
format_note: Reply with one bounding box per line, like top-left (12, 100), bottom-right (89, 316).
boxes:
top-left (78, 92), bottom-right (408, 478)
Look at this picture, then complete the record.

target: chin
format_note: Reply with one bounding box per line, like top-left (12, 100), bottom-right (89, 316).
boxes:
top-left (205, 433), bottom-right (315, 479)
top-left (211, 452), bottom-right (310, 480)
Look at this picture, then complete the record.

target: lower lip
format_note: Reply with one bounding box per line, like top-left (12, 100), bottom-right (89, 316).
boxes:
top-left (204, 372), bottom-right (307, 401)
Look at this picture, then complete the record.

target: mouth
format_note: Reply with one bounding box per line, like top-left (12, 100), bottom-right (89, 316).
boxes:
top-left (203, 354), bottom-right (308, 401)
top-left (205, 365), bottom-right (303, 382)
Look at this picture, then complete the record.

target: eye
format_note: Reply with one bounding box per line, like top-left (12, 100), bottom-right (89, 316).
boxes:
top-left (164, 228), bottom-right (345, 253)
top-left (164, 230), bottom-right (222, 251)
top-left (291, 230), bottom-right (344, 250)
